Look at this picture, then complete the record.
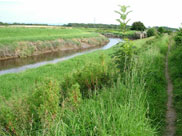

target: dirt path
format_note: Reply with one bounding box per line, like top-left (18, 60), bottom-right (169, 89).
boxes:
top-left (164, 44), bottom-right (176, 136)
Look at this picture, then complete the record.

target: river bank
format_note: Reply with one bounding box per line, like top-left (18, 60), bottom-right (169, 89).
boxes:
top-left (0, 36), bottom-right (108, 61)
top-left (0, 38), bottom-right (121, 75)
top-left (0, 27), bottom-right (108, 61)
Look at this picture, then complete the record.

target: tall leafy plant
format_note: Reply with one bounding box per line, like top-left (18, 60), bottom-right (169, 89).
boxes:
top-left (115, 5), bottom-right (132, 34)
top-left (112, 40), bottom-right (136, 73)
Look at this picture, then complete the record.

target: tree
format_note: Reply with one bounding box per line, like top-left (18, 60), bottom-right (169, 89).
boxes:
top-left (131, 21), bottom-right (145, 31)
top-left (147, 28), bottom-right (157, 37)
top-left (157, 27), bottom-right (165, 34)
top-left (115, 5), bottom-right (132, 33)
top-left (174, 28), bottom-right (182, 46)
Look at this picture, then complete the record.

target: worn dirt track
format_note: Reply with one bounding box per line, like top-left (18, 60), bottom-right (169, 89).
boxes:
top-left (164, 43), bottom-right (176, 136)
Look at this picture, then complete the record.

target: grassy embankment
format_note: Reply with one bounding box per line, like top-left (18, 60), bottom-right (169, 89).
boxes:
top-left (0, 27), bottom-right (108, 60)
top-left (169, 29), bottom-right (182, 136)
top-left (0, 35), bottom-right (169, 135)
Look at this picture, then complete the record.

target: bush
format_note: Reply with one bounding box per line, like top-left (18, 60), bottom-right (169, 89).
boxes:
top-left (131, 21), bottom-right (146, 31)
top-left (174, 28), bottom-right (182, 46)
top-left (0, 79), bottom-right (61, 135)
top-left (158, 27), bottom-right (165, 34)
top-left (112, 40), bottom-right (137, 73)
top-left (61, 56), bottom-right (117, 98)
top-left (147, 28), bottom-right (157, 37)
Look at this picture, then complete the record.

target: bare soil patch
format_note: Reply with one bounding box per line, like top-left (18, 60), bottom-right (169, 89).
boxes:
top-left (164, 44), bottom-right (176, 136)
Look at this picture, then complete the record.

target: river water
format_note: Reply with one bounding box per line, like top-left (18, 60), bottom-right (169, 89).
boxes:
top-left (0, 38), bottom-right (122, 75)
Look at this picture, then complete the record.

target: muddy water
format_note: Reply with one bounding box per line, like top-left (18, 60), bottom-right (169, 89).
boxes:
top-left (0, 38), bottom-right (122, 75)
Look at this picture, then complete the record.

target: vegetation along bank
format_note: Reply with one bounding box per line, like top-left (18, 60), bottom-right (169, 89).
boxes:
top-left (0, 34), bottom-right (169, 135)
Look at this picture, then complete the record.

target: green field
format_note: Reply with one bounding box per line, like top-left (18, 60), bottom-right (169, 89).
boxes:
top-left (0, 34), bottom-right (169, 135)
top-left (0, 27), bottom-right (100, 45)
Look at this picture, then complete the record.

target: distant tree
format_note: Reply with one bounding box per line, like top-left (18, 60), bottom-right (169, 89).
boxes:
top-left (174, 28), bottom-right (182, 46)
top-left (147, 28), bottom-right (157, 37)
top-left (115, 5), bottom-right (132, 33)
top-left (0, 22), bottom-right (4, 25)
top-left (157, 27), bottom-right (165, 34)
top-left (131, 21), bottom-right (145, 31)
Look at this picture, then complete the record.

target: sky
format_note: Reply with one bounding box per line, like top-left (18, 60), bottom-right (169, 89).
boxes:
top-left (0, 0), bottom-right (181, 28)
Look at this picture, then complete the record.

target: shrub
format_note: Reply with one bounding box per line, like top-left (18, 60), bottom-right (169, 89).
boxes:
top-left (147, 28), bottom-right (157, 37)
top-left (0, 79), bottom-right (61, 135)
top-left (174, 28), bottom-right (182, 46)
top-left (27, 79), bottom-right (60, 131)
top-left (157, 27), bottom-right (165, 34)
top-left (112, 40), bottom-right (137, 73)
top-left (61, 56), bottom-right (117, 98)
top-left (66, 83), bottom-right (82, 108)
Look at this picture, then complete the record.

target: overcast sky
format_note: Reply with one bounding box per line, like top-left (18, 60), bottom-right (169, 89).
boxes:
top-left (0, 0), bottom-right (181, 28)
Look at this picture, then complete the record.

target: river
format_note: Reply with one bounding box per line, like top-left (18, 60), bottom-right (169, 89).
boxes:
top-left (0, 38), bottom-right (122, 75)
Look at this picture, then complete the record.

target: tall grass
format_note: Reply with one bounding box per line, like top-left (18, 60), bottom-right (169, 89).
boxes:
top-left (169, 30), bottom-right (182, 135)
top-left (34, 35), bottom-right (168, 136)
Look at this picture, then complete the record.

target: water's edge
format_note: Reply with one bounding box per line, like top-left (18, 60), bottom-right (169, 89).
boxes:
top-left (0, 38), bottom-right (122, 75)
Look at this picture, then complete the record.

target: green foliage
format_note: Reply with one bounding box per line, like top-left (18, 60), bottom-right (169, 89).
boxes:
top-left (157, 27), bottom-right (165, 34)
top-left (95, 28), bottom-right (136, 39)
top-left (147, 28), bottom-right (157, 37)
top-left (112, 40), bottom-right (136, 72)
top-left (61, 57), bottom-right (116, 98)
top-left (115, 5), bottom-right (132, 33)
top-left (174, 28), bottom-right (182, 46)
top-left (131, 21), bottom-right (146, 31)
top-left (0, 22), bottom-right (8, 25)
top-left (0, 79), bottom-right (61, 135)
top-left (66, 83), bottom-right (82, 108)
top-left (65, 23), bottom-right (120, 29)
top-left (155, 26), bottom-right (176, 34)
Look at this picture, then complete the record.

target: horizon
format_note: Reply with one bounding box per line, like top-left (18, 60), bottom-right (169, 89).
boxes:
top-left (0, 0), bottom-right (182, 28)
top-left (0, 22), bottom-right (178, 29)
